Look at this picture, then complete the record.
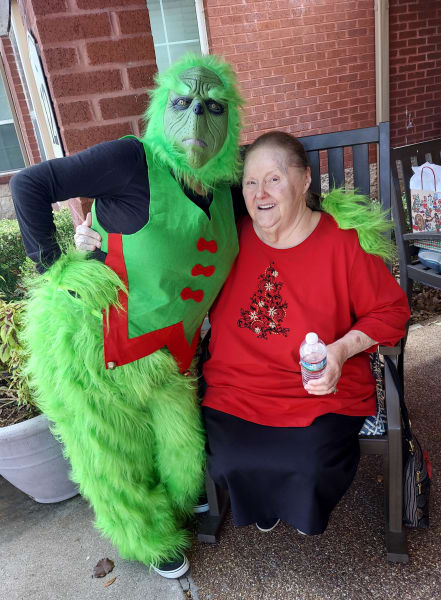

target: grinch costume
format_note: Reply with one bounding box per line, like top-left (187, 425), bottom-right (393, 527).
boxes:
top-left (12, 53), bottom-right (394, 572)
top-left (12, 54), bottom-right (243, 570)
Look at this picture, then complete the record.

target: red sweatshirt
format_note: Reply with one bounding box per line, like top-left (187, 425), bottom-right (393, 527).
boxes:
top-left (202, 213), bottom-right (410, 427)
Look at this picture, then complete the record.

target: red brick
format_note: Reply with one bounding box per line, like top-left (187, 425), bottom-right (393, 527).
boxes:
top-left (127, 65), bottom-right (157, 90)
top-left (219, 15), bottom-right (247, 26)
top-left (51, 70), bottom-right (123, 98)
top-left (58, 101), bottom-right (93, 125)
top-left (99, 93), bottom-right (148, 120)
top-left (77, 0), bottom-right (145, 7)
top-left (63, 122), bottom-right (134, 154)
top-left (246, 31), bottom-right (270, 43)
top-left (38, 14), bottom-right (111, 44)
top-left (118, 9), bottom-right (151, 35)
top-left (44, 47), bottom-right (79, 71)
top-left (32, 0), bottom-right (67, 16)
top-left (257, 38), bottom-right (283, 51)
top-left (87, 36), bottom-right (155, 65)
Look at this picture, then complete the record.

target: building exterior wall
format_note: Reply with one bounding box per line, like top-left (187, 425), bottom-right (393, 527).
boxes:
top-left (1, 0), bottom-right (439, 221)
top-left (15, 0), bottom-right (157, 222)
top-left (204, 0), bottom-right (377, 144)
top-left (389, 0), bottom-right (441, 148)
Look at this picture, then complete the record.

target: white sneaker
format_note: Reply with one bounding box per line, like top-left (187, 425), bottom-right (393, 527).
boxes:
top-left (256, 518), bottom-right (280, 532)
top-left (193, 493), bottom-right (209, 513)
top-left (151, 555), bottom-right (189, 579)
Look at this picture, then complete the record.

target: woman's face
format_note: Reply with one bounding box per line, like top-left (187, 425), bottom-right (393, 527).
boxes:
top-left (242, 146), bottom-right (311, 233)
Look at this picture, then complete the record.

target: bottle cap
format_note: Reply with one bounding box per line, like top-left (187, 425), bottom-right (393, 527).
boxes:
top-left (305, 332), bottom-right (318, 345)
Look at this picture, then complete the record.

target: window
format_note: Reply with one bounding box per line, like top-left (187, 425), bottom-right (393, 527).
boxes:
top-left (146, 0), bottom-right (208, 72)
top-left (0, 73), bottom-right (25, 172)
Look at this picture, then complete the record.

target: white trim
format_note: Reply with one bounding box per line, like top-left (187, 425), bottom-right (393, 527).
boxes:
top-left (0, 119), bottom-right (14, 126)
top-left (154, 39), bottom-right (200, 48)
top-left (158, 0), bottom-right (172, 67)
top-left (195, 0), bottom-right (209, 55)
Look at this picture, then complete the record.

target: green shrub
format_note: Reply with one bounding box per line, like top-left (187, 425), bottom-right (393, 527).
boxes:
top-left (0, 208), bottom-right (74, 301)
top-left (0, 294), bottom-right (37, 413)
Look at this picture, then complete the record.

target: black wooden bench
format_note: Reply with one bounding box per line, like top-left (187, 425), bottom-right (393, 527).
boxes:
top-left (197, 122), bottom-right (409, 563)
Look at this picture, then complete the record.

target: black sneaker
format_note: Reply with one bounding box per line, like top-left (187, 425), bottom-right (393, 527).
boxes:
top-left (151, 555), bottom-right (189, 579)
top-left (256, 518), bottom-right (280, 532)
top-left (193, 493), bottom-right (209, 513)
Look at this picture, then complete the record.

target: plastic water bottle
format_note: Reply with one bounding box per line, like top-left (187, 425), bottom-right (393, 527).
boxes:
top-left (300, 332), bottom-right (327, 387)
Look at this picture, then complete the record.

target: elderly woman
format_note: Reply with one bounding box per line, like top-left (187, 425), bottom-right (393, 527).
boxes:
top-left (201, 131), bottom-right (410, 535)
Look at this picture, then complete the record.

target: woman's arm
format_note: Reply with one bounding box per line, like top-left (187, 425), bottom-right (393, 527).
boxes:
top-left (305, 236), bottom-right (410, 396)
top-left (305, 330), bottom-right (377, 396)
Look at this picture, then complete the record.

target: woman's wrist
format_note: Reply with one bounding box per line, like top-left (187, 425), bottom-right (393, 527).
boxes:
top-left (328, 330), bottom-right (376, 364)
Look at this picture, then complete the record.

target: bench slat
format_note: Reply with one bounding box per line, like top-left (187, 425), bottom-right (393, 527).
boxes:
top-left (328, 147), bottom-right (345, 189)
top-left (352, 144), bottom-right (370, 196)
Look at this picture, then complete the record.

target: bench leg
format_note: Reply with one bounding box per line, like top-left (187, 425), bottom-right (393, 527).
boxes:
top-left (383, 449), bottom-right (408, 563)
top-left (197, 467), bottom-right (229, 543)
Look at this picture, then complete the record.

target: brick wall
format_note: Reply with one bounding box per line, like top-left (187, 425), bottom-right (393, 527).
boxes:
top-left (204, 0), bottom-right (376, 144)
top-left (19, 0), bottom-right (157, 222)
top-left (389, 0), bottom-right (441, 147)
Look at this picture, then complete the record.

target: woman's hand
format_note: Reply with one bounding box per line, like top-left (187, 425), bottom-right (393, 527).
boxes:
top-left (304, 344), bottom-right (345, 396)
top-left (304, 330), bottom-right (377, 396)
top-left (74, 212), bottom-right (102, 251)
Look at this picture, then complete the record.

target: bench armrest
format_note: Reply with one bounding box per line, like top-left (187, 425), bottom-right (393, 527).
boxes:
top-left (378, 343), bottom-right (402, 356)
top-left (403, 232), bottom-right (441, 241)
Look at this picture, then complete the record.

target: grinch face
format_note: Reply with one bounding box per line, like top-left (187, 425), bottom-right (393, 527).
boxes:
top-left (163, 66), bottom-right (228, 169)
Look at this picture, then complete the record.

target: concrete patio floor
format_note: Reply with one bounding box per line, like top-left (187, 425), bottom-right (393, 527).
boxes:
top-left (1, 317), bottom-right (440, 600)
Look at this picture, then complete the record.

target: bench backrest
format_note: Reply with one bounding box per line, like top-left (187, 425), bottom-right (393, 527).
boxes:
top-left (298, 121), bottom-right (390, 212)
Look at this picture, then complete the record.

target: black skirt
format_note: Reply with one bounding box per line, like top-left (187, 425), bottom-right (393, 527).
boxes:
top-left (203, 407), bottom-right (366, 535)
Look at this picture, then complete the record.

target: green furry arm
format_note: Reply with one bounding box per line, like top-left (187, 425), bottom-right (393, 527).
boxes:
top-left (321, 188), bottom-right (395, 261)
top-left (27, 249), bottom-right (126, 314)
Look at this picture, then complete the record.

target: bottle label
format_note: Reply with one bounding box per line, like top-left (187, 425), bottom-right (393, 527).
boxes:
top-left (300, 358), bottom-right (327, 372)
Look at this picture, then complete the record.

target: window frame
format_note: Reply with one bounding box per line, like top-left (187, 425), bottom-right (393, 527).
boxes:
top-left (147, 0), bottom-right (209, 72)
top-left (0, 54), bottom-right (28, 176)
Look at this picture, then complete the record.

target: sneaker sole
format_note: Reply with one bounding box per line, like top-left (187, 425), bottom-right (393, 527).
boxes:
top-left (256, 518), bottom-right (280, 532)
top-left (193, 502), bottom-right (209, 513)
top-left (151, 556), bottom-right (190, 579)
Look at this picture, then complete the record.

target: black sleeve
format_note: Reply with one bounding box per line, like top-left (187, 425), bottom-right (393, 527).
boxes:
top-left (10, 138), bottom-right (145, 272)
top-left (230, 183), bottom-right (247, 222)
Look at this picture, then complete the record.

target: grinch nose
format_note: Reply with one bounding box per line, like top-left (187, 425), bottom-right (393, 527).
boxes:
top-left (193, 102), bottom-right (204, 115)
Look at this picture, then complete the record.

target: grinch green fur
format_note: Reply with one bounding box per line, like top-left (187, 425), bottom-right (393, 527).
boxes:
top-left (143, 53), bottom-right (244, 192)
top-left (322, 188), bottom-right (395, 260)
top-left (23, 252), bottom-right (205, 566)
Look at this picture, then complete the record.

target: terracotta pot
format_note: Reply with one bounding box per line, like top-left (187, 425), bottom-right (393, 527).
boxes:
top-left (0, 414), bottom-right (78, 503)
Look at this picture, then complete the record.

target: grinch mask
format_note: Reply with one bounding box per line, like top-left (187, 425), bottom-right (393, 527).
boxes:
top-left (143, 54), bottom-right (244, 191)
top-left (163, 67), bottom-right (228, 169)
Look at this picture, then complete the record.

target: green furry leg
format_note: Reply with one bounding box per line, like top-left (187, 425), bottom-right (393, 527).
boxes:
top-left (148, 369), bottom-right (205, 515)
top-left (23, 253), bottom-right (205, 566)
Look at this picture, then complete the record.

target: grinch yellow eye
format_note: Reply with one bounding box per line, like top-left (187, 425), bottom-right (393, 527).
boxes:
top-left (172, 97), bottom-right (192, 110)
top-left (206, 100), bottom-right (224, 115)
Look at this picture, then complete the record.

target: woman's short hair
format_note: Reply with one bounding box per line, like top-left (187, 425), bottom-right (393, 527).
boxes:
top-left (244, 130), bottom-right (321, 210)
top-left (244, 130), bottom-right (309, 170)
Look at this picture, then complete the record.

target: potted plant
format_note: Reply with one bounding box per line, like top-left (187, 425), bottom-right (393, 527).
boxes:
top-left (0, 210), bottom-right (78, 502)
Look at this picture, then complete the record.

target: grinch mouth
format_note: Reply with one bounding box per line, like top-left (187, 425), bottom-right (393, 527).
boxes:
top-left (183, 138), bottom-right (207, 148)
top-left (258, 203), bottom-right (275, 210)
